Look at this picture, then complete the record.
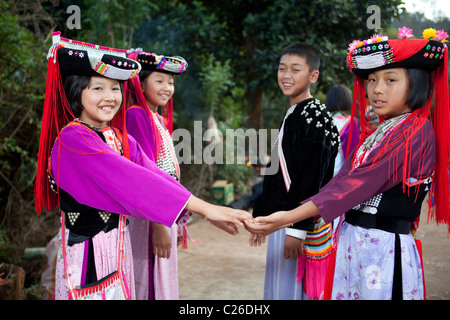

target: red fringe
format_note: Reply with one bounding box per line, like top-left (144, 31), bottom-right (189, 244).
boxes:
top-left (163, 97), bottom-right (174, 135)
top-left (428, 48), bottom-right (450, 233)
top-left (34, 50), bottom-right (73, 214)
top-left (322, 246), bottom-right (336, 300)
top-left (415, 239), bottom-right (427, 299)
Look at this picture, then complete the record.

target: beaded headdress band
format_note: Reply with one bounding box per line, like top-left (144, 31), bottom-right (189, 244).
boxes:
top-left (347, 27), bottom-right (447, 79)
top-left (132, 50), bottom-right (188, 75)
top-left (49, 31), bottom-right (141, 81)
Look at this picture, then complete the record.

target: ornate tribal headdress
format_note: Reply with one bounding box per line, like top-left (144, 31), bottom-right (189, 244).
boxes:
top-left (134, 50), bottom-right (188, 75)
top-left (346, 27), bottom-right (450, 231)
top-left (125, 49), bottom-right (188, 159)
top-left (34, 32), bottom-right (141, 214)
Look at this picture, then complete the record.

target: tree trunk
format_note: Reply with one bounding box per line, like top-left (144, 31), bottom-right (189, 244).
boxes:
top-left (245, 89), bottom-right (262, 130)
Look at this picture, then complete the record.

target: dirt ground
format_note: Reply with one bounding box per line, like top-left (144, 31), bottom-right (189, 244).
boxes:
top-left (178, 207), bottom-right (450, 300)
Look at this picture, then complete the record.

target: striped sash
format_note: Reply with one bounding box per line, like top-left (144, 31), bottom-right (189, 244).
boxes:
top-left (304, 221), bottom-right (333, 260)
top-left (277, 105), bottom-right (296, 191)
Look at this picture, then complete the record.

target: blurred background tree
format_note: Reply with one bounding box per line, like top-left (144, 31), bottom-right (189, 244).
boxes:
top-left (1, 0), bottom-right (449, 293)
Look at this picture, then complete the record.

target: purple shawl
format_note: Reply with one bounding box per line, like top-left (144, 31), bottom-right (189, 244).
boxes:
top-left (307, 119), bottom-right (435, 224)
top-left (126, 106), bottom-right (157, 162)
top-left (50, 122), bottom-right (191, 227)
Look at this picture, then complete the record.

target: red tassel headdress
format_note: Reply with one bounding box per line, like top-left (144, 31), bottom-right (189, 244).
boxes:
top-left (346, 27), bottom-right (450, 232)
top-left (34, 32), bottom-right (141, 215)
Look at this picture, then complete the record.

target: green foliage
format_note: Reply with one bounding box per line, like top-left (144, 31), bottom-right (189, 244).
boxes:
top-left (199, 54), bottom-right (234, 115)
top-left (0, 2), bottom-right (47, 210)
top-left (127, 0), bottom-right (403, 129)
top-left (216, 162), bottom-right (255, 197)
top-left (0, 228), bottom-right (18, 264)
top-left (70, 0), bottom-right (154, 49)
top-left (0, 2), bottom-right (56, 274)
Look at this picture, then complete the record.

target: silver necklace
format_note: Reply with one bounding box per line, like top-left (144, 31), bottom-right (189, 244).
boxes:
top-left (361, 113), bottom-right (410, 151)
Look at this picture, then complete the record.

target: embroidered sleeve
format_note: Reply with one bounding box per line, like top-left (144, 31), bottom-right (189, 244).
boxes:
top-left (307, 120), bottom-right (435, 223)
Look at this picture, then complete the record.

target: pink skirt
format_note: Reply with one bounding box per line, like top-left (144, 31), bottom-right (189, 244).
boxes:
top-left (54, 226), bottom-right (135, 300)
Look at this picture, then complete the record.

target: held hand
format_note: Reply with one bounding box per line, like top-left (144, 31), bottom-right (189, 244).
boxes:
top-left (209, 220), bottom-right (239, 235)
top-left (152, 223), bottom-right (172, 259)
top-left (243, 211), bottom-right (292, 237)
top-left (203, 205), bottom-right (253, 236)
top-left (186, 196), bottom-right (253, 235)
top-left (249, 233), bottom-right (266, 247)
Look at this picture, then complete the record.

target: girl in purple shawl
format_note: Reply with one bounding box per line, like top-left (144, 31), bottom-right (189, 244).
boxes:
top-left (124, 51), bottom-right (189, 300)
top-left (35, 32), bottom-right (250, 300)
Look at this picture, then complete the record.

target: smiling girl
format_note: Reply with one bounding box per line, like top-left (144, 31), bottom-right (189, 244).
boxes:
top-left (245, 28), bottom-right (450, 300)
top-left (122, 51), bottom-right (189, 300)
top-left (35, 32), bottom-right (250, 300)
top-left (78, 76), bottom-right (123, 127)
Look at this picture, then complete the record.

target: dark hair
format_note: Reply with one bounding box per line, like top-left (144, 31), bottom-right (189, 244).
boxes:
top-left (281, 42), bottom-right (320, 71)
top-left (64, 75), bottom-right (91, 117)
top-left (139, 69), bottom-right (152, 83)
top-left (406, 68), bottom-right (432, 111)
top-left (139, 69), bottom-right (174, 84)
top-left (64, 75), bottom-right (124, 117)
top-left (326, 84), bottom-right (353, 112)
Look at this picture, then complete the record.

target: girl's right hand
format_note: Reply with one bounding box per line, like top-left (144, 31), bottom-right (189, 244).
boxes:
top-left (186, 196), bottom-right (253, 235)
top-left (152, 222), bottom-right (172, 258)
top-left (203, 205), bottom-right (252, 235)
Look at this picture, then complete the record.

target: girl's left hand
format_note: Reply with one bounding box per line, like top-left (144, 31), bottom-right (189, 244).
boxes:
top-left (152, 222), bottom-right (172, 258)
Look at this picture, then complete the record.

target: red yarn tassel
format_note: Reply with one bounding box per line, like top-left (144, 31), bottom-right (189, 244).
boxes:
top-left (415, 239), bottom-right (427, 299)
top-left (111, 81), bottom-right (130, 160)
top-left (428, 47), bottom-right (450, 233)
top-left (349, 76), bottom-right (374, 164)
top-left (164, 98), bottom-right (174, 135)
top-left (34, 49), bottom-right (72, 214)
top-left (124, 52), bottom-right (162, 161)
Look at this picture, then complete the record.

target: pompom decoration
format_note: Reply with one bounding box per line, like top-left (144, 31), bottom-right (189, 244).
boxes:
top-left (397, 26), bottom-right (414, 39)
top-left (434, 29), bottom-right (449, 42)
top-left (370, 34), bottom-right (383, 42)
top-left (348, 40), bottom-right (361, 52)
top-left (422, 28), bottom-right (437, 40)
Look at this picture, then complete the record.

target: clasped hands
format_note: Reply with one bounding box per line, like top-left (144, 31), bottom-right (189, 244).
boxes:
top-left (153, 195), bottom-right (298, 259)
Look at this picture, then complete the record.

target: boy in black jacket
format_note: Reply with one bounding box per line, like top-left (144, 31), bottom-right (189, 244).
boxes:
top-left (252, 42), bottom-right (340, 300)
